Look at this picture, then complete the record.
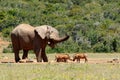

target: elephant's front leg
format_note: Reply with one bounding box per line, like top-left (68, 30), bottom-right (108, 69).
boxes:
top-left (35, 49), bottom-right (42, 62)
top-left (41, 49), bottom-right (48, 62)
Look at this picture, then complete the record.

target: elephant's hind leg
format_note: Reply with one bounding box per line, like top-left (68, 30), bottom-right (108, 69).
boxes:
top-left (14, 50), bottom-right (20, 62)
top-left (22, 50), bottom-right (28, 59)
top-left (11, 34), bottom-right (20, 62)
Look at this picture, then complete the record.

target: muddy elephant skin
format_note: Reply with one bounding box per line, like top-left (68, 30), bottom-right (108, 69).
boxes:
top-left (11, 24), bottom-right (69, 62)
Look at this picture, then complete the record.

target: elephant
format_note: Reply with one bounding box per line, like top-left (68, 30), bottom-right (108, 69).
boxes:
top-left (55, 54), bottom-right (72, 62)
top-left (73, 53), bottom-right (88, 63)
top-left (11, 24), bottom-right (69, 62)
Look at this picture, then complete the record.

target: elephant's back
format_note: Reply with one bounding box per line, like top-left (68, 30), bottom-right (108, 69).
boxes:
top-left (12, 24), bottom-right (34, 34)
top-left (11, 24), bottom-right (35, 50)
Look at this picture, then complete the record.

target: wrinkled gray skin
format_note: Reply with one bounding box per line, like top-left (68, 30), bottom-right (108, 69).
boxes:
top-left (11, 24), bottom-right (69, 62)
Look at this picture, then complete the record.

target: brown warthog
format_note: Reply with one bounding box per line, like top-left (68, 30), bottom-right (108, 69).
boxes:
top-left (55, 54), bottom-right (72, 62)
top-left (73, 53), bottom-right (88, 63)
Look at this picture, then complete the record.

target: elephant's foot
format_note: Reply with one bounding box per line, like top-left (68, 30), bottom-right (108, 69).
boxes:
top-left (15, 58), bottom-right (20, 63)
top-left (43, 57), bottom-right (48, 62)
top-left (43, 59), bottom-right (48, 62)
top-left (37, 57), bottom-right (42, 62)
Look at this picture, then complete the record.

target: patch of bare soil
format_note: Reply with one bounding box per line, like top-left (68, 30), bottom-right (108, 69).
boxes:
top-left (87, 58), bottom-right (119, 64)
top-left (0, 36), bottom-right (11, 63)
top-left (0, 57), bottom-right (119, 64)
top-left (0, 37), bottom-right (9, 53)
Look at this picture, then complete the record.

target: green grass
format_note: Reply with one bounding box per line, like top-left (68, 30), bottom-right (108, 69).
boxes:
top-left (0, 53), bottom-right (120, 80)
top-left (0, 63), bottom-right (120, 80)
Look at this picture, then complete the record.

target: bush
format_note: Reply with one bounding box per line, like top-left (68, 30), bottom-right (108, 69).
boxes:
top-left (3, 48), bottom-right (13, 53)
top-left (0, 0), bottom-right (120, 53)
top-left (3, 44), bottom-right (13, 53)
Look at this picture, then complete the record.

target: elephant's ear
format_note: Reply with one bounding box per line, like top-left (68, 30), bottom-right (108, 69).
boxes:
top-left (35, 25), bottom-right (48, 39)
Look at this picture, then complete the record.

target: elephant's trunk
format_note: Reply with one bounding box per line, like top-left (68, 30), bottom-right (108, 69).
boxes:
top-left (53, 34), bottom-right (69, 43)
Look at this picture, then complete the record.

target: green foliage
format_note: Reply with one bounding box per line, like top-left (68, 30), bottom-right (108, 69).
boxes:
top-left (0, 0), bottom-right (120, 53)
top-left (3, 44), bottom-right (13, 53)
top-left (2, 27), bottom-right (13, 38)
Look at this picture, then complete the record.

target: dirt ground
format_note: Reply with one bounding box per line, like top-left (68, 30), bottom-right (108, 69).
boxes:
top-left (0, 56), bottom-right (119, 64)
top-left (0, 37), bottom-right (9, 53)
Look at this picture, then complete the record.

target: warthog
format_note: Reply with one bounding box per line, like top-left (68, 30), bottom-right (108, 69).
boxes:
top-left (73, 53), bottom-right (88, 63)
top-left (55, 54), bottom-right (72, 62)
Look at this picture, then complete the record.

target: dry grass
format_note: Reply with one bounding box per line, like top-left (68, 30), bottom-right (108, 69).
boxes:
top-left (0, 53), bottom-right (120, 80)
